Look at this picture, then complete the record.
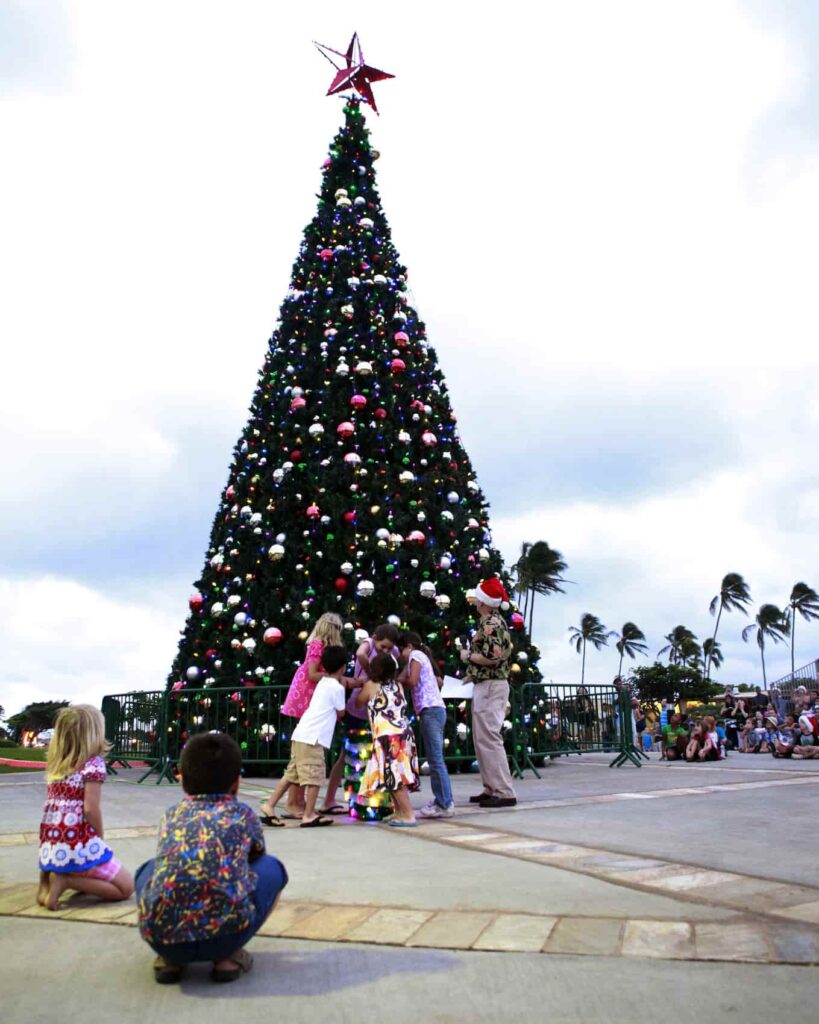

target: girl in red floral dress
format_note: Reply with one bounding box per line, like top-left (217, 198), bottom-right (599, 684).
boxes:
top-left (38, 705), bottom-right (134, 911)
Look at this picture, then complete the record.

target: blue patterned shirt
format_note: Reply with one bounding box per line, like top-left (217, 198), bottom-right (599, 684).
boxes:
top-left (138, 794), bottom-right (265, 945)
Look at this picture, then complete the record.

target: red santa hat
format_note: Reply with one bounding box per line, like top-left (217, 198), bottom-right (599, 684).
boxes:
top-left (475, 578), bottom-right (508, 608)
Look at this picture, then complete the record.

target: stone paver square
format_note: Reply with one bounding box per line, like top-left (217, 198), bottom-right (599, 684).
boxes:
top-left (771, 900), bottom-right (819, 924)
top-left (622, 920), bottom-right (694, 959)
top-left (0, 884), bottom-right (39, 914)
top-left (473, 913), bottom-right (557, 952)
top-left (257, 901), bottom-right (323, 936)
top-left (281, 904), bottom-right (375, 940)
top-left (694, 922), bottom-right (771, 962)
top-left (63, 901), bottom-right (137, 922)
top-left (648, 870), bottom-right (739, 893)
top-left (0, 833), bottom-right (26, 847)
top-left (344, 908), bottom-right (433, 945)
top-left (768, 923), bottom-right (819, 964)
top-left (405, 911), bottom-right (494, 949)
top-left (545, 917), bottom-right (623, 956)
top-left (16, 902), bottom-right (73, 919)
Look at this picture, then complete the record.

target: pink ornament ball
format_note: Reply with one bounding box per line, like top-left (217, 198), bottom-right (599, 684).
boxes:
top-left (263, 627), bottom-right (283, 647)
top-left (350, 394), bottom-right (367, 409)
top-left (189, 592), bottom-right (204, 611)
top-left (306, 504), bottom-right (320, 519)
top-left (421, 431), bottom-right (437, 447)
top-left (290, 396), bottom-right (306, 412)
top-left (410, 400), bottom-right (425, 412)
top-left (391, 358), bottom-right (406, 373)
top-left (337, 421), bottom-right (355, 438)
top-left (510, 613), bottom-right (525, 631)
top-left (225, 485), bottom-right (235, 500)
top-left (394, 331), bottom-right (409, 346)
top-left (408, 530), bottom-right (426, 543)
top-left (320, 248), bottom-right (334, 260)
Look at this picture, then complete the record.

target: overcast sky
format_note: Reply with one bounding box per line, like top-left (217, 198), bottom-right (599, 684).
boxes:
top-left (2, 0), bottom-right (818, 716)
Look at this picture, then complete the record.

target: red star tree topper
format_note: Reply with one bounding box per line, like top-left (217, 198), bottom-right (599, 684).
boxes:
top-left (314, 32), bottom-right (394, 114)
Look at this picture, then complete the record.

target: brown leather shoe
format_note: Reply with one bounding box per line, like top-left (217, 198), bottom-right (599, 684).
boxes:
top-left (478, 795), bottom-right (517, 808)
top-left (469, 792), bottom-right (490, 803)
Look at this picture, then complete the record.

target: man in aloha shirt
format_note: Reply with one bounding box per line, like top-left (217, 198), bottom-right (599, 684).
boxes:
top-left (461, 578), bottom-right (517, 808)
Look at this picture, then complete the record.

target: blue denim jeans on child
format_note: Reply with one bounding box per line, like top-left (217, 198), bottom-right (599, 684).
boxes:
top-left (135, 854), bottom-right (287, 964)
top-left (419, 705), bottom-right (453, 809)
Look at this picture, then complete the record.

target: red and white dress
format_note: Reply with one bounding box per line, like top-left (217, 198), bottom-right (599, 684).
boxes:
top-left (39, 755), bottom-right (114, 874)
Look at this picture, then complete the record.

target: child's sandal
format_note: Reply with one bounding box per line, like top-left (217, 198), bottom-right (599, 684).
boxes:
top-left (211, 948), bottom-right (253, 983)
top-left (259, 814), bottom-right (284, 827)
top-left (153, 957), bottom-right (184, 984)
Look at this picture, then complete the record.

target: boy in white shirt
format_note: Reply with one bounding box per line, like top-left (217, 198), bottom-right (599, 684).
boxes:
top-left (259, 646), bottom-right (348, 828)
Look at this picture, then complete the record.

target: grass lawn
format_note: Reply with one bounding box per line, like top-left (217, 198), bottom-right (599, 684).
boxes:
top-left (0, 764), bottom-right (44, 774)
top-left (0, 746), bottom-right (48, 762)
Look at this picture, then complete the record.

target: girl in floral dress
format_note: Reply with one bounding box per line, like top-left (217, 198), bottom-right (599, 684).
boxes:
top-left (279, 613), bottom-right (343, 817)
top-left (38, 705), bottom-right (134, 911)
top-left (357, 652), bottom-right (420, 827)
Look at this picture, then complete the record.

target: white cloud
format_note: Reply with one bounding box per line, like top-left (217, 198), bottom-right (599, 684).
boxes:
top-left (1, 1), bottom-right (819, 710)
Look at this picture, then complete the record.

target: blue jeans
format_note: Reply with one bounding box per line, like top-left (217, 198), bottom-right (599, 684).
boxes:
top-left (419, 706), bottom-right (453, 809)
top-left (134, 854), bottom-right (288, 964)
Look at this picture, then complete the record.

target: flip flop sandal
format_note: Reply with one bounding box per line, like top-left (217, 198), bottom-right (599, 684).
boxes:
top-left (386, 820), bottom-right (418, 828)
top-left (300, 816), bottom-right (334, 828)
top-left (153, 957), bottom-right (184, 984)
top-left (318, 804), bottom-right (348, 816)
top-left (279, 810), bottom-right (304, 820)
top-left (259, 814), bottom-right (285, 827)
top-left (211, 948), bottom-right (253, 984)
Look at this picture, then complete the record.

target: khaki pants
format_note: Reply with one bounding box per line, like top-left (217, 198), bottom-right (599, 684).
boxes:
top-left (472, 680), bottom-right (516, 799)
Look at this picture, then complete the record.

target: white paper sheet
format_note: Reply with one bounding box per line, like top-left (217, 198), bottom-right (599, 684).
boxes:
top-left (441, 675), bottom-right (474, 700)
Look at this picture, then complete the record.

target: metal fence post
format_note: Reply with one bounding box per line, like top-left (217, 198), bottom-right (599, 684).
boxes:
top-left (609, 687), bottom-right (642, 768)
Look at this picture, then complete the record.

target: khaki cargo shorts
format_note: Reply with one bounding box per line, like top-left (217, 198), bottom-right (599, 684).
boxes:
top-left (283, 741), bottom-right (326, 786)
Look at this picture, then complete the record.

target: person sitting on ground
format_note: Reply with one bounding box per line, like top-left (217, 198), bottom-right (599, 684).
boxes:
top-left (136, 732), bottom-right (288, 985)
top-left (661, 713), bottom-right (688, 761)
top-left (700, 717), bottom-right (723, 760)
top-left (685, 722), bottom-right (706, 762)
top-left (259, 645), bottom-right (349, 828)
top-left (770, 715), bottom-right (798, 758)
top-left (38, 705), bottom-right (134, 911)
top-left (797, 705), bottom-right (818, 749)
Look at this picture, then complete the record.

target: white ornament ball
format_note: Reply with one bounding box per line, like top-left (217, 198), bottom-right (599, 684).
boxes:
top-left (435, 594), bottom-right (451, 610)
top-left (399, 470), bottom-right (415, 483)
top-left (336, 361), bottom-right (350, 377)
top-left (186, 666), bottom-right (200, 681)
top-left (356, 579), bottom-right (375, 598)
top-left (456, 723), bottom-right (468, 739)
top-left (234, 611), bottom-right (248, 626)
top-left (478, 548), bottom-right (490, 561)
top-left (242, 638), bottom-right (257, 652)
top-left (441, 511), bottom-right (454, 522)
top-left (439, 555), bottom-right (452, 570)
top-left (398, 430), bottom-right (411, 443)
top-left (210, 553), bottom-right (224, 568)
top-left (517, 651), bottom-right (529, 663)
top-left (387, 614), bottom-right (401, 626)
top-left (268, 544), bottom-right (285, 561)
top-left (359, 217), bottom-right (374, 229)
top-left (211, 602), bottom-right (224, 617)
top-left (249, 512), bottom-right (262, 526)
top-left (355, 361), bottom-right (373, 375)
top-left (344, 452), bottom-right (362, 465)
top-left (272, 468), bottom-right (284, 483)
top-left (355, 627), bottom-right (369, 643)
top-left (227, 594), bottom-right (241, 607)
top-left (373, 274), bottom-right (387, 286)
top-left (308, 423), bottom-right (324, 437)
top-left (447, 492), bottom-right (460, 504)
top-left (376, 528), bottom-right (390, 541)
top-left (341, 561), bottom-right (354, 575)
top-left (420, 581), bottom-right (436, 599)
top-left (336, 196), bottom-right (352, 208)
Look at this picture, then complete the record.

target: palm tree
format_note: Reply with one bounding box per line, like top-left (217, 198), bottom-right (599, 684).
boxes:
top-left (679, 636), bottom-right (702, 669)
top-left (657, 625), bottom-right (697, 665)
top-left (513, 540), bottom-right (568, 635)
top-left (742, 604), bottom-right (790, 687)
top-left (706, 573), bottom-right (752, 680)
top-left (702, 638), bottom-right (723, 674)
top-left (787, 582), bottom-right (819, 681)
top-left (612, 622), bottom-right (648, 678)
top-left (569, 613), bottom-right (613, 685)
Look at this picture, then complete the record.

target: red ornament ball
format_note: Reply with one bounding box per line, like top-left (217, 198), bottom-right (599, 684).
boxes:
top-left (374, 407), bottom-right (387, 419)
top-left (290, 450), bottom-right (302, 461)
top-left (337, 421), bottom-right (355, 438)
top-left (510, 613), bottom-right (525, 631)
top-left (343, 510), bottom-right (357, 523)
top-left (350, 394), bottom-right (367, 409)
top-left (334, 577), bottom-right (349, 593)
top-left (408, 530), bottom-right (426, 544)
top-left (410, 400), bottom-right (425, 412)
top-left (225, 485), bottom-right (235, 500)
top-left (391, 358), bottom-right (406, 373)
top-left (189, 593), bottom-right (204, 611)
top-left (263, 627), bottom-right (283, 647)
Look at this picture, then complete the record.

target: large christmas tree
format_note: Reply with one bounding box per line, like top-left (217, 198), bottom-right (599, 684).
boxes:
top-left (167, 92), bottom-right (540, 701)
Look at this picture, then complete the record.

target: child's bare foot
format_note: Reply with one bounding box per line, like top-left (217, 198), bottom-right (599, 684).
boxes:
top-left (37, 871), bottom-right (50, 907)
top-left (46, 872), bottom-right (68, 911)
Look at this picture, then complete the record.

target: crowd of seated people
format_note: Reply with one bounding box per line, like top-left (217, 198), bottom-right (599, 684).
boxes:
top-left (655, 684), bottom-right (819, 762)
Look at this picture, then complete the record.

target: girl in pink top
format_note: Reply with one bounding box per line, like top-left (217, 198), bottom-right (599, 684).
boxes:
top-left (279, 613), bottom-right (343, 817)
top-left (281, 613), bottom-right (343, 718)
